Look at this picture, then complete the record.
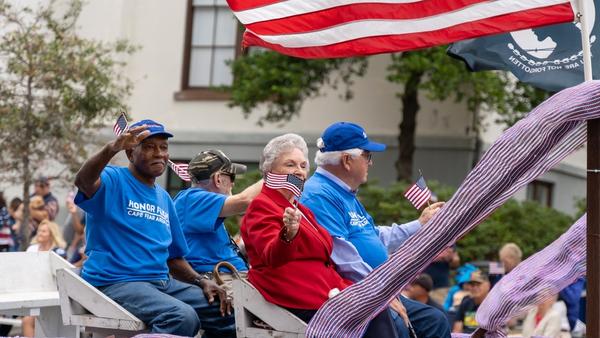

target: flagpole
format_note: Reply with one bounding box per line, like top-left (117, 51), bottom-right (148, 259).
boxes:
top-left (579, 0), bottom-right (600, 334)
top-left (579, 0), bottom-right (593, 80)
top-left (418, 169), bottom-right (431, 208)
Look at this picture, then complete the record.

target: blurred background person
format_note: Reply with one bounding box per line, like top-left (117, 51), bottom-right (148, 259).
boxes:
top-left (489, 243), bottom-right (523, 287)
top-left (444, 263), bottom-right (478, 323)
top-left (424, 245), bottom-right (460, 304)
top-left (7, 197), bottom-right (22, 251)
top-left (32, 176), bottom-right (58, 221)
top-left (522, 294), bottom-right (569, 338)
top-left (28, 196), bottom-right (49, 239)
top-left (452, 270), bottom-right (491, 334)
top-left (0, 192), bottom-right (13, 252)
top-left (499, 242), bottom-right (522, 274)
top-left (25, 220), bottom-right (66, 256)
top-left (62, 191), bottom-right (86, 265)
top-left (558, 278), bottom-right (586, 336)
top-left (403, 273), bottom-right (445, 313)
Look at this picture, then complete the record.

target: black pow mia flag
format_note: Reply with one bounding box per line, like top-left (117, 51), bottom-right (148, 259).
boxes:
top-left (448, 1), bottom-right (599, 92)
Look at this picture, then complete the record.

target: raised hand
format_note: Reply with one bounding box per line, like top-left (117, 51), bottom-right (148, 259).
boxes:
top-left (282, 207), bottom-right (301, 240)
top-left (109, 125), bottom-right (151, 153)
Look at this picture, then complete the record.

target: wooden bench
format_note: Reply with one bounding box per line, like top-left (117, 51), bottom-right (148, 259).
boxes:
top-left (232, 278), bottom-right (307, 338)
top-left (0, 251), bottom-right (78, 337)
top-left (56, 267), bottom-right (147, 338)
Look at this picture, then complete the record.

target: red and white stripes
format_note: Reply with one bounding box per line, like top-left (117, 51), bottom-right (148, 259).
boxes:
top-left (226, 0), bottom-right (575, 58)
top-left (168, 161), bottom-right (191, 182)
top-left (404, 176), bottom-right (432, 210)
top-left (265, 172), bottom-right (304, 198)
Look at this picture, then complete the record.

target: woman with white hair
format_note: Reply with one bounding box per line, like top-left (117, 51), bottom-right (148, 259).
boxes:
top-left (241, 133), bottom-right (398, 337)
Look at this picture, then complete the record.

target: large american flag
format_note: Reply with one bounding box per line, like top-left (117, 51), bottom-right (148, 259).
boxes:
top-left (404, 175), bottom-right (431, 210)
top-left (306, 81), bottom-right (600, 337)
top-left (226, 0), bottom-right (575, 58)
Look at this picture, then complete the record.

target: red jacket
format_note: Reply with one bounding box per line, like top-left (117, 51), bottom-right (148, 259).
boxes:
top-left (241, 186), bottom-right (351, 310)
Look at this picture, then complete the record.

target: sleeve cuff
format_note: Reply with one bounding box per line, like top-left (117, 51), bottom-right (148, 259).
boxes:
top-left (403, 220), bottom-right (422, 235)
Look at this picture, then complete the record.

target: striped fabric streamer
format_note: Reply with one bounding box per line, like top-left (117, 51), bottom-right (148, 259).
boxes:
top-left (226, 0), bottom-right (574, 58)
top-left (306, 81), bottom-right (600, 338)
top-left (265, 172), bottom-right (304, 198)
top-left (475, 215), bottom-right (586, 338)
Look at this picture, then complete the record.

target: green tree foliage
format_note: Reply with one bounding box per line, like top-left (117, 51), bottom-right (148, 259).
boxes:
top-left (457, 200), bottom-right (572, 261)
top-left (358, 179), bottom-right (456, 225)
top-left (229, 48), bottom-right (549, 180)
top-left (0, 0), bottom-right (136, 247)
top-left (388, 48), bottom-right (549, 180)
top-left (360, 180), bottom-right (572, 262)
top-left (574, 197), bottom-right (586, 219)
top-left (229, 51), bottom-right (367, 126)
top-left (227, 172), bottom-right (573, 262)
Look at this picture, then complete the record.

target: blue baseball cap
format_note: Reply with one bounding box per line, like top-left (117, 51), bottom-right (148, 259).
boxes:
top-left (128, 119), bottom-right (173, 138)
top-left (319, 122), bottom-right (386, 152)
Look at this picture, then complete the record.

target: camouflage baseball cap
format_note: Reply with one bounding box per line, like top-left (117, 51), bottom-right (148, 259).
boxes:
top-left (188, 149), bottom-right (247, 181)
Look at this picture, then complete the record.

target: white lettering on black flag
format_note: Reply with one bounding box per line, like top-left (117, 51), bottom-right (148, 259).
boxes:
top-left (448, 0), bottom-right (599, 92)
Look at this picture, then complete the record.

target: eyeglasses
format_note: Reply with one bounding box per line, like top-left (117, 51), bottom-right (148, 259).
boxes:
top-left (361, 151), bottom-right (373, 162)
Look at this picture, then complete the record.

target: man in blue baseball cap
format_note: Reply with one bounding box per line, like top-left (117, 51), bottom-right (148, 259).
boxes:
top-left (74, 118), bottom-right (235, 337)
top-left (301, 122), bottom-right (449, 338)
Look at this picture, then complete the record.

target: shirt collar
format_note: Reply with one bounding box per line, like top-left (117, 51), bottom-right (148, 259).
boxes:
top-left (316, 167), bottom-right (355, 194)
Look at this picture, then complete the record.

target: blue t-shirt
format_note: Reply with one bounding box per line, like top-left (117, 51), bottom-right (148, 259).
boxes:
top-left (174, 188), bottom-right (247, 273)
top-left (75, 166), bottom-right (189, 286)
top-left (301, 171), bottom-right (389, 269)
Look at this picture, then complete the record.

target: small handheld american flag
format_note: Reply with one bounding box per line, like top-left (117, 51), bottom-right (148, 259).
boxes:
top-left (265, 172), bottom-right (304, 198)
top-left (404, 175), bottom-right (432, 210)
top-left (113, 112), bottom-right (129, 136)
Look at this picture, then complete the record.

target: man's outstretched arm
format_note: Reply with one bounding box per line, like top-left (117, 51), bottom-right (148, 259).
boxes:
top-left (75, 125), bottom-right (149, 198)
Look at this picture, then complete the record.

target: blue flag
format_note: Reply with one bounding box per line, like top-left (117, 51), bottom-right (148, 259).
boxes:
top-left (448, 1), bottom-right (599, 92)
